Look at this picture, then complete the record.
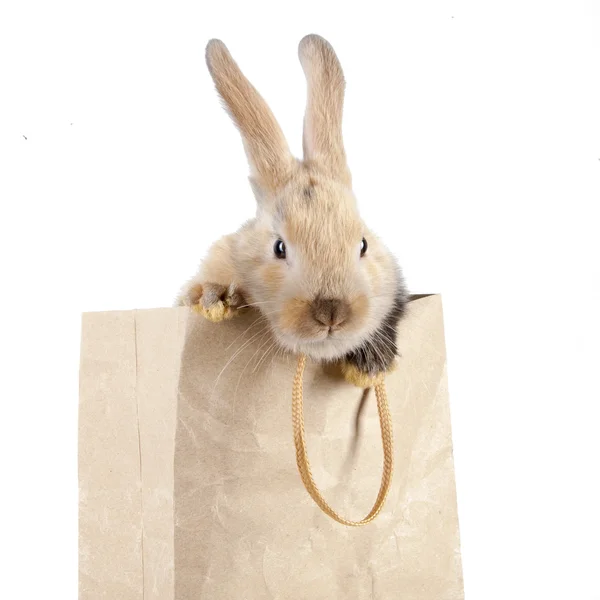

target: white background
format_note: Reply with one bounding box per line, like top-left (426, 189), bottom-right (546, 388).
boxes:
top-left (1, 0), bottom-right (599, 598)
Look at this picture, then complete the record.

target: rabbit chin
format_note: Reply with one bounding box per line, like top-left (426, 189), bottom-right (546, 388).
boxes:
top-left (274, 330), bottom-right (364, 362)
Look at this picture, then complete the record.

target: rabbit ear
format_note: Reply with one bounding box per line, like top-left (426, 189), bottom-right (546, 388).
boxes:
top-left (299, 35), bottom-right (351, 186)
top-left (206, 40), bottom-right (294, 194)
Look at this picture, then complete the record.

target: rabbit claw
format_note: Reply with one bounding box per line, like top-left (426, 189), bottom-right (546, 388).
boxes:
top-left (186, 282), bottom-right (245, 323)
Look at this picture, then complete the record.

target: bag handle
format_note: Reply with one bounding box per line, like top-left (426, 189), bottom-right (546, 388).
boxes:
top-left (292, 354), bottom-right (394, 526)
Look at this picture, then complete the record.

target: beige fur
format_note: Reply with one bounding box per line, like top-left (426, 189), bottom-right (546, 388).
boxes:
top-left (299, 35), bottom-right (351, 185)
top-left (176, 35), bottom-right (399, 362)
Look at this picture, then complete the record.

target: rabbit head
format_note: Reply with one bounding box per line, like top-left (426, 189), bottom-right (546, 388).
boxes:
top-left (205, 35), bottom-right (406, 363)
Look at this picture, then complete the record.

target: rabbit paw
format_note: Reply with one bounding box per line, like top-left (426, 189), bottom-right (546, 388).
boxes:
top-left (340, 359), bottom-right (397, 389)
top-left (183, 282), bottom-right (246, 323)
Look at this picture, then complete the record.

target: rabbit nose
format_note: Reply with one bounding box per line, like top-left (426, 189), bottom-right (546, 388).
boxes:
top-left (311, 297), bottom-right (349, 329)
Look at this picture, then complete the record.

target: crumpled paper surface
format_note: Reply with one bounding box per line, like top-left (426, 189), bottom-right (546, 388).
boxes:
top-left (80, 308), bottom-right (188, 599)
top-left (79, 295), bottom-right (463, 599)
top-left (175, 295), bottom-right (463, 599)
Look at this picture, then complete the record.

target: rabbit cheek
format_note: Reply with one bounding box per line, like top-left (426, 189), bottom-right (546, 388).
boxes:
top-left (348, 294), bottom-right (369, 329)
top-left (278, 298), bottom-right (322, 340)
top-left (365, 259), bottom-right (383, 294)
top-left (257, 263), bottom-right (285, 297)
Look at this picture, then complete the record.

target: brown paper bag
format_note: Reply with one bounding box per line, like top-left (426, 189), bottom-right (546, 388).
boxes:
top-left (79, 294), bottom-right (463, 599)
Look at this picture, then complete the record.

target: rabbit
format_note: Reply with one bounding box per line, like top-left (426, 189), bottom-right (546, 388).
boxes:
top-left (176, 34), bottom-right (408, 387)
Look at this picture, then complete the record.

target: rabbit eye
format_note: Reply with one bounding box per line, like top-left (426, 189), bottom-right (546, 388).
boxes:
top-left (360, 238), bottom-right (368, 257)
top-left (274, 239), bottom-right (286, 259)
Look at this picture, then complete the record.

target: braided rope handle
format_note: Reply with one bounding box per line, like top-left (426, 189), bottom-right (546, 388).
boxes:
top-left (292, 354), bottom-right (394, 526)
